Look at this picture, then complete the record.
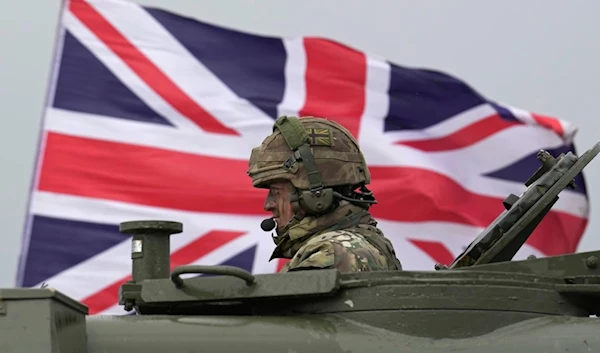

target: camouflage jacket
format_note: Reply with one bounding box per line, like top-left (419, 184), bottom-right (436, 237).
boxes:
top-left (270, 201), bottom-right (402, 273)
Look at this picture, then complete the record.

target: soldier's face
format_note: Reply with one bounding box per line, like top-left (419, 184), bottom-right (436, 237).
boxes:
top-left (264, 181), bottom-right (295, 231)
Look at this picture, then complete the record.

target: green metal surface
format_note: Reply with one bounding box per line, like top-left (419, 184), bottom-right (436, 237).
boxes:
top-left (120, 220), bottom-right (182, 282)
top-left (141, 268), bottom-right (340, 303)
top-left (467, 249), bottom-right (600, 278)
top-left (83, 314), bottom-right (600, 353)
top-left (0, 288), bottom-right (88, 353)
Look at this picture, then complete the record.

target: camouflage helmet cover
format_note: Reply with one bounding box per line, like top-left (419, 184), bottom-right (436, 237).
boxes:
top-left (247, 116), bottom-right (371, 190)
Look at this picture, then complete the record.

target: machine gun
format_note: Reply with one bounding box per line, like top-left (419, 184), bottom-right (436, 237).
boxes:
top-left (441, 141), bottom-right (600, 270)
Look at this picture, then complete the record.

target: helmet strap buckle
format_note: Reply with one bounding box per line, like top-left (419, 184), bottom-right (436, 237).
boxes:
top-left (283, 153), bottom-right (299, 173)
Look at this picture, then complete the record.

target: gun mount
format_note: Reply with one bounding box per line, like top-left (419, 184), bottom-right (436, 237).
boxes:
top-left (3, 142), bottom-right (600, 353)
top-left (446, 142), bottom-right (600, 269)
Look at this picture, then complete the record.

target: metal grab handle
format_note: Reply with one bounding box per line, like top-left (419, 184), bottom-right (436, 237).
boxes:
top-left (170, 265), bottom-right (256, 288)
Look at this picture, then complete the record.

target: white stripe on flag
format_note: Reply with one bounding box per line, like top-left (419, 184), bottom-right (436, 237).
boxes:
top-left (46, 107), bottom-right (266, 160)
top-left (89, 0), bottom-right (275, 134)
top-left (277, 37), bottom-right (307, 118)
top-left (359, 53), bottom-right (390, 144)
top-left (63, 9), bottom-right (201, 131)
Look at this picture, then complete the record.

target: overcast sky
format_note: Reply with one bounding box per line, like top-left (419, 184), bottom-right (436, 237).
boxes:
top-left (1, 0), bottom-right (599, 286)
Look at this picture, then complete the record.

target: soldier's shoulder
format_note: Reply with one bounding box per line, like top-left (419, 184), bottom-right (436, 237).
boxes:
top-left (297, 228), bottom-right (391, 272)
top-left (306, 228), bottom-right (369, 246)
top-left (281, 230), bottom-right (367, 271)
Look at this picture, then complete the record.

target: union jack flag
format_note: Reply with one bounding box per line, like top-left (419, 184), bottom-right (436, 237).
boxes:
top-left (16, 0), bottom-right (589, 315)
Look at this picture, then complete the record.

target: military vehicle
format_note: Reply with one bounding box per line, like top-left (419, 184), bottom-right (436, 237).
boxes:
top-left (2, 142), bottom-right (600, 353)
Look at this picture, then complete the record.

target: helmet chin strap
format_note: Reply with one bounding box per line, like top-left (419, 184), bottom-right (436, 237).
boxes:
top-left (288, 187), bottom-right (305, 219)
top-left (271, 231), bottom-right (281, 245)
top-left (274, 116), bottom-right (337, 217)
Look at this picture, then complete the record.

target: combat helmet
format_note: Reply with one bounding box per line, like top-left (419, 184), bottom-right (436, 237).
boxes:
top-left (247, 115), bottom-right (376, 216)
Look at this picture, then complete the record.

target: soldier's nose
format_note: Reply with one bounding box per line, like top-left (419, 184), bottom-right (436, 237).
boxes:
top-left (264, 193), bottom-right (276, 212)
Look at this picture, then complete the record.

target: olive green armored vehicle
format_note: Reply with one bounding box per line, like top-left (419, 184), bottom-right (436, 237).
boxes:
top-left (2, 142), bottom-right (600, 353)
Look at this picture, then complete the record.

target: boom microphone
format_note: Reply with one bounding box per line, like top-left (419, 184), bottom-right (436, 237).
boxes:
top-left (260, 217), bottom-right (276, 232)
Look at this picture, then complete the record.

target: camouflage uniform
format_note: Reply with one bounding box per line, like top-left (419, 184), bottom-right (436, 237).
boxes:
top-left (248, 116), bottom-right (402, 273)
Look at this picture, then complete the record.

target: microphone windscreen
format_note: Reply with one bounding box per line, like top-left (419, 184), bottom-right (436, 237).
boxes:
top-left (260, 217), bottom-right (276, 232)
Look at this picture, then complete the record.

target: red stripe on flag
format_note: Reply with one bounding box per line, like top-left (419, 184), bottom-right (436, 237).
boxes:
top-left (407, 239), bottom-right (455, 266)
top-left (81, 230), bottom-right (245, 315)
top-left (395, 115), bottom-right (519, 151)
top-left (69, 0), bottom-right (239, 136)
top-left (276, 258), bottom-right (289, 272)
top-left (369, 166), bottom-right (585, 255)
top-left (299, 38), bottom-right (366, 138)
top-left (531, 113), bottom-right (564, 137)
top-left (38, 132), bottom-right (586, 256)
top-left (39, 132), bottom-right (266, 215)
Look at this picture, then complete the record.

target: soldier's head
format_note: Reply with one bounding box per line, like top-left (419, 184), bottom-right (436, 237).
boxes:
top-left (248, 116), bottom-right (376, 232)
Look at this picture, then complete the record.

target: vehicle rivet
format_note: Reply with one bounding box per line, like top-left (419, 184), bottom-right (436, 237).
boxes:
top-left (586, 256), bottom-right (597, 269)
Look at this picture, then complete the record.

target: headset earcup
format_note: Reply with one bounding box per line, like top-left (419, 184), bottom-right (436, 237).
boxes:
top-left (298, 188), bottom-right (335, 215)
